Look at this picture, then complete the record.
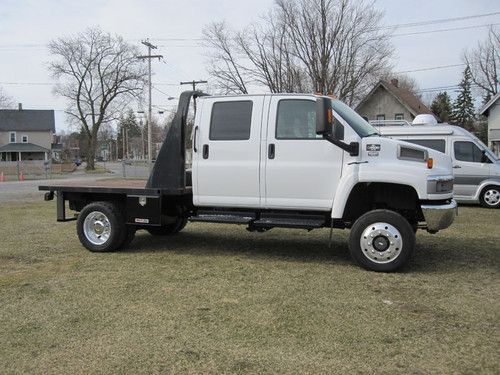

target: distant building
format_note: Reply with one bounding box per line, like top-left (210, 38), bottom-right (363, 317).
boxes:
top-left (0, 104), bottom-right (55, 161)
top-left (479, 92), bottom-right (500, 156)
top-left (356, 79), bottom-right (434, 123)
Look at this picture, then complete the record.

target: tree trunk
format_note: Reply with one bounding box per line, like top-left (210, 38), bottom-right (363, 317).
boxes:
top-left (86, 135), bottom-right (96, 170)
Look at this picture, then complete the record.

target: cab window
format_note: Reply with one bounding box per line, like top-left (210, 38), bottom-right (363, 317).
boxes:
top-left (210, 101), bottom-right (253, 140)
top-left (454, 141), bottom-right (487, 163)
top-left (276, 99), bottom-right (320, 139)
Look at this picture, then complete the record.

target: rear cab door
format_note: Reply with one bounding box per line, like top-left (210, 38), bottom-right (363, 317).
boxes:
top-left (193, 96), bottom-right (264, 207)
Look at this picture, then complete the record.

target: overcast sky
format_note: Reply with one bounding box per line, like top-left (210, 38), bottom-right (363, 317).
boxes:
top-left (0, 0), bottom-right (499, 132)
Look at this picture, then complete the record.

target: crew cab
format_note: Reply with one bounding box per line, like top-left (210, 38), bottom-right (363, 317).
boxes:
top-left (40, 91), bottom-right (457, 272)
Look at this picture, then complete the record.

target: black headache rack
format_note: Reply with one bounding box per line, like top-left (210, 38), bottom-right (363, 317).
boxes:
top-left (39, 90), bottom-right (208, 223)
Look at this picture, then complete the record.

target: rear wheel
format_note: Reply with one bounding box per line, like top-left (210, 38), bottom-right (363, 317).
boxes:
top-left (349, 209), bottom-right (415, 272)
top-left (77, 202), bottom-right (126, 252)
top-left (479, 186), bottom-right (500, 208)
top-left (147, 217), bottom-right (188, 236)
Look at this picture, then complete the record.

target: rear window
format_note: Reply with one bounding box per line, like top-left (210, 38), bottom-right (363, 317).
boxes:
top-left (405, 139), bottom-right (446, 153)
top-left (209, 101), bottom-right (253, 140)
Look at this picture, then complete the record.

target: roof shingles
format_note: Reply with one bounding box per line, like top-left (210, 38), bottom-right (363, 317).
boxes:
top-left (0, 109), bottom-right (55, 132)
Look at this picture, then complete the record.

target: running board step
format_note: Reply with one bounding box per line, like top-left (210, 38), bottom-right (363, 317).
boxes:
top-left (190, 211), bottom-right (256, 224)
top-left (252, 217), bottom-right (325, 229)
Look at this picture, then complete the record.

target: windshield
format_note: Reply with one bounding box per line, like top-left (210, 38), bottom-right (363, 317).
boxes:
top-left (331, 99), bottom-right (379, 138)
top-left (473, 137), bottom-right (498, 161)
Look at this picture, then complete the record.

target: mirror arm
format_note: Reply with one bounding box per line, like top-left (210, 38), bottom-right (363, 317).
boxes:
top-left (323, 134), bottom-right (359, 156)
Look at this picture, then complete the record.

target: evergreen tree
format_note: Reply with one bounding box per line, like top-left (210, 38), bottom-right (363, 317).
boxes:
top-left (451, 67), bottom-right (476, 131)
top-left (430, 92), bottom-right (452, 123)
top-left (117, 109), bottom-right (142, 158)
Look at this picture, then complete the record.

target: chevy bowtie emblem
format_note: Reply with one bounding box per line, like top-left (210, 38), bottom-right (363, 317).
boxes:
top-left (366, 144), bottom-right (381, 152)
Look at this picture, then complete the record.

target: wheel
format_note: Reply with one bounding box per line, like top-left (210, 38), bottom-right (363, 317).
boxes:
top-left (147, 217), bottom-right (188, 236)
top-left (349, 209), bottom-right (415, 272)
top-left (120, 227), bottom-right (136, 248)
top-left (479, 186), bottom-right (500, 208)
top-left (77, 202), bottom-right (126, 252)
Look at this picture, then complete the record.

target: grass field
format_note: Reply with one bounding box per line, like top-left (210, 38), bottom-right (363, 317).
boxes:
top-left (0, 202), bottom-right (498, 374)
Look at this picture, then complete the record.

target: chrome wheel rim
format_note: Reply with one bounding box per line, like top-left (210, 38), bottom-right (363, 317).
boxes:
top-left (83, 211), bottom-right (111, 245)
top-left (484, 189), bottom-right (500, 207)
top-left (360, 222), bottom-right (403, 264)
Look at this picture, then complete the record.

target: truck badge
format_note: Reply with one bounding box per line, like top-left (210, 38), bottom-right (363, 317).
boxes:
top-left (366, 144), bottom-right (381, 151)
top-left (139, 196), bottom-right (147, 206)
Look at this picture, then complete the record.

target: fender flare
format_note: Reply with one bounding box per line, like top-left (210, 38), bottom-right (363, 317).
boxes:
top-left (473, 179), bottom-right (500, 201)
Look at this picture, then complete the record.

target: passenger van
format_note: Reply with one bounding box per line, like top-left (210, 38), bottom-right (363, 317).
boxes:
top-left (376, 115), bottom-right (500, 208)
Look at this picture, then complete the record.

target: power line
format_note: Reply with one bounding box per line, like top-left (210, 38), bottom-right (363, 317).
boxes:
top-left (392, 22), bottom-right (500, 37)
top-left (396, 63), bottom-right (466, 74)
top-left (379, 11), bottom-right (500, 30)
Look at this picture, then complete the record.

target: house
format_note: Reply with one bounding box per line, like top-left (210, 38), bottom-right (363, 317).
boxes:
top-left (0, 104), bottom-right (55, 161)
top-left (479, 92), bottom-right (500, 156)
top-left (356, 79), bottom-right (434, 123)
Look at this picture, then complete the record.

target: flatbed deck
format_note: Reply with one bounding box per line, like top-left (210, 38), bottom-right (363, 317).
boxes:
top-left (39, 179), bottom-right (190, 195)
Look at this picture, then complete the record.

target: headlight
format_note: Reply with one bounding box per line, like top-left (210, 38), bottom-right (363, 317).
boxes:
top-left (427, 176), bottom-right (454, 194)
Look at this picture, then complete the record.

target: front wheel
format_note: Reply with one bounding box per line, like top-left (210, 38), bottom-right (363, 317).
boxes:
top-left (479, 186), bottom-right (500, 208)
top-left (349, 210), bottom-right (415, 272)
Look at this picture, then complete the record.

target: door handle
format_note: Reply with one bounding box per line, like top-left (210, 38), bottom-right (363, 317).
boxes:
top-left (268, 143), bottom-right (275, 159)
top-left (203, 144), bottom-right (209, 159)
top-left (453, 165), bottom-right (461, 169)
top-left (193, 126), bottom-right (198, 153)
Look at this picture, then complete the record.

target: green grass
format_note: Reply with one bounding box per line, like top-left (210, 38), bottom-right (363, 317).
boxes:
top-left (0, 202), bottom-right (498, 374)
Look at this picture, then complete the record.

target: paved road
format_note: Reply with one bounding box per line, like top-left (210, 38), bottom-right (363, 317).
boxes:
top-left (0, 165), bottom-right (117, 203)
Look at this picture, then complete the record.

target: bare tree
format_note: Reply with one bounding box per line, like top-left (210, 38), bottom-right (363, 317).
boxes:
top-left (49, 28), bottom-right (147, 169)
top-left (463, 26), bottom-right (499, 102)
top-left (0, 87), bottom-right (14, 109)
top-left (203, 0), bottom-right (392, 104)
top-left (203, 22), bottom-right (249, 94)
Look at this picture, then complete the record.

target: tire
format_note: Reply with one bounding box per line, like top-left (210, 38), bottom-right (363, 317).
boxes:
top-left (147, 217), bottom-right (188, 236)
top-left (479, 186), bottom-right (500, 208)
top-left (120, 227), bottom-right (136, 248)
top-left (349, 209), bottom-right (415, 272)
top-left (77, 202), bottom-right (126, 252)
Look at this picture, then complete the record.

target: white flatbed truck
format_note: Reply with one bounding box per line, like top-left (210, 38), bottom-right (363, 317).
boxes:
top-left (40, 91), bottom-right (457, 272)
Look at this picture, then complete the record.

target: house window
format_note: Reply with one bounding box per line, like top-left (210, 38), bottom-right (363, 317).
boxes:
top-left (376, 114), bottom-right (385, 120)
top-left (22, 135), bottom-right (28, 143)
top-left (395, 113), bottom-right (404, 120)
top-left (9, 132), bottom-right (16, 143)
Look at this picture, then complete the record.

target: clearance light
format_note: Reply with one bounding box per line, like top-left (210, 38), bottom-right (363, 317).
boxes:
top-left (327, 108), bottom-right (333, 124)
top-left (427, 158), bottom-right (434, 169)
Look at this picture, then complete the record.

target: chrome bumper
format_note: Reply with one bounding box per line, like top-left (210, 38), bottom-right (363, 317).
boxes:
top-left (421, 199), bottom-right (457, 232)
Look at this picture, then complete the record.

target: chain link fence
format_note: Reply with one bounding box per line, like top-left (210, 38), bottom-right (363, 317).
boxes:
top-left (0, 161), bottom-right (76, 181)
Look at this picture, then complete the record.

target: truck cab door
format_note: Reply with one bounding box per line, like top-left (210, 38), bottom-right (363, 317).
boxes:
top-left (193, 97), bottom-right (264, 207)
top-left (264, 96), bottom-right (343, 211)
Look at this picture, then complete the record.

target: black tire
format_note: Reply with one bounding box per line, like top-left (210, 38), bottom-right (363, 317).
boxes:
top-left (147, 217), bottom-right (188, 236)
top-left (349, 209), bottom-right (415, 272)
top-left (479, 185), bottom-right (500, 208)
top-left (77, 201), bottom-right (126, 252)
top-left (120, 227), bottom-right (136, 248)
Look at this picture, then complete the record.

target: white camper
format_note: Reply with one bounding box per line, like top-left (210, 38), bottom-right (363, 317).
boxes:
top-left (377, 115), bottom-right (500, 208)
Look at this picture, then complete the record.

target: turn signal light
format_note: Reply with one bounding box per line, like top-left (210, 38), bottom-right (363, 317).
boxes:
top-left (427, 158), bottom-right (433, 169)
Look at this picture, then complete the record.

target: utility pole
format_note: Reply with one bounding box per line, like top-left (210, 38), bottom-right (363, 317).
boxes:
top-left (137, 39), bottom-right (163, 170)
top-left (180, 80), bottom-right (207, 112)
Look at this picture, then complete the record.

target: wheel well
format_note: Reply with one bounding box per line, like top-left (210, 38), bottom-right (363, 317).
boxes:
top-left (343, 183), bottom-right (422, 225)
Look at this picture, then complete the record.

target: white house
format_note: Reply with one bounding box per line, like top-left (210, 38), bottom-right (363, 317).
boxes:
top-left (479, 92), bottom-right (500, 156)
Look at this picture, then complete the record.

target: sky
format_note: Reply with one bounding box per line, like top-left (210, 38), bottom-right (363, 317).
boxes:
top-left (0, 0), bottom-right (499, 132)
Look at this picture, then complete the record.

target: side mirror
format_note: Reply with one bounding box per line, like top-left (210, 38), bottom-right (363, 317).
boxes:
top-left (316, 97), bottom-right (333, 135)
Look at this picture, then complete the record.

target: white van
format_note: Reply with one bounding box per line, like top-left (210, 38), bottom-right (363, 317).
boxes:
top-left (376, 115), bottom-right (500, 208)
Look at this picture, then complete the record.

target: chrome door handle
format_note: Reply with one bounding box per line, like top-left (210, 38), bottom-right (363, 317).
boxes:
top-left (453, 165), bottom-right (461, 169)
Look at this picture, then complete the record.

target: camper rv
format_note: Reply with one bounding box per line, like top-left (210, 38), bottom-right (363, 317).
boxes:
top-left (377, 115), bottom-right (500, 208)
